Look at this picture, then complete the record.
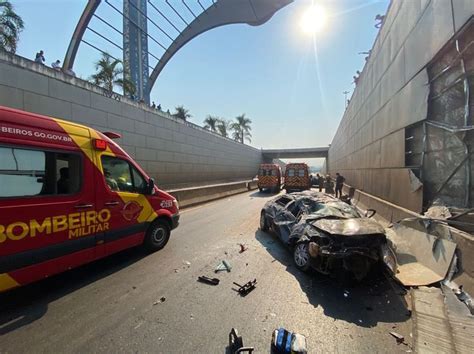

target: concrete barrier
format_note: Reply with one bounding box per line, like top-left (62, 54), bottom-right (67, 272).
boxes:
top-left (343, 184), bottom-right (474, 295)
top-left (167, 180), bottom-right (258, 208)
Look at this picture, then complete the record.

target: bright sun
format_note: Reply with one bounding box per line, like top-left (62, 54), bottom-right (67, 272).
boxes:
top-left (300, 4), bottom-right (327, 34)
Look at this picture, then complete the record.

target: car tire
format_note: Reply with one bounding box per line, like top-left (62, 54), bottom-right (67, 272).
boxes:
top-left (293, 242), bottom-right (311, 272)
top-left (143, 219), bottom-right (170, 252)
top-left (260, 211), bottom-right (269, 231)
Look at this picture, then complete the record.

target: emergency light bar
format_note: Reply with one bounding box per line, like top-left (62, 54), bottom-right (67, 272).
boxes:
top-left (93, 139), bottom-right (107, 150)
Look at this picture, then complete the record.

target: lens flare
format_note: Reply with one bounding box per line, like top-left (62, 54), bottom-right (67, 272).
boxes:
top-left (300, 4), bottom-right (327, 34)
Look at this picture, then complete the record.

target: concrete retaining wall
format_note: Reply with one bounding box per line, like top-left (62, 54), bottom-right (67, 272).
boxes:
top-left (0, 52), bottom-right (263, 189)
top-left (328, 0), bottom-right (474, 213)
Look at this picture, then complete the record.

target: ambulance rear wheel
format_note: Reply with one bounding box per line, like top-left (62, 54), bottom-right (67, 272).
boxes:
top-left (144, 219), bottom-right (170, 252)
top-left (258, 187), bottom-right (263, 192)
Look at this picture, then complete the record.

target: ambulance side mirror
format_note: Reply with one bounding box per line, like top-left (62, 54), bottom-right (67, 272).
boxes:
top-left (145, 178), bottom-right (155, 195)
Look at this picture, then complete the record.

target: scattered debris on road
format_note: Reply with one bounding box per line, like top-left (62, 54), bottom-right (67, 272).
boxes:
top-left (239, 243), bottom-right (248, 253)
top-left (197, 276), bottom-right (220, 286)
top-left (389, 331), bottom-right (405, 345)
top-left (215, 260), bottom-right (232, 273)
top-left (233, 279), bottom-right (257, 297)
top-left (228, 328), bottom-right (254, 354)
top-left (271, 328), bottom-right (307, 354)
top-left (153, 297), bottom-right (166, 306)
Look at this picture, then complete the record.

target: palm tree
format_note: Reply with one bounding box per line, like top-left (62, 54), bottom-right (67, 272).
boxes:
top-left (231, 114), bottom-right (252, 143)
top-left (90, 52), bottom-right (135, 96)
top-left (0, 1), bottom-right (24, 54)
top-left (173, 105), bottom-right (191, 121)
top-left (203, 115), bottom-right (219, 132)
top-left (216, 119), bottom-right (231, 138)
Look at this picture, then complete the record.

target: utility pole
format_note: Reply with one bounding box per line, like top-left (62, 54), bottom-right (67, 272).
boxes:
top-left (343, 91), bottom-right (350, 108)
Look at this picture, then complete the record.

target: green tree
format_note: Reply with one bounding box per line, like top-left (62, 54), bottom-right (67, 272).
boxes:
top-left (216, 119), bottom-right (231, 138)
top-left (90, 52), bottom-right (135, 96)
top-left (231, 114), bottom-right (252, 143)
top-left (203, 115), bottom-right (219, 132)
top-left (0, 1), bottom-right (24, 54)
top-left (173, 105), bottom-right (191, 121)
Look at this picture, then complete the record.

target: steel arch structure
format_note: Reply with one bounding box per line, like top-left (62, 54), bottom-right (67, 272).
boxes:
top-left (63, 0), bottom-right (293, 102)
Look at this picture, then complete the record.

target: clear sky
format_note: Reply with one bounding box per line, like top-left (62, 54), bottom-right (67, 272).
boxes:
top-left (13, 0), bottom-right (389, 166)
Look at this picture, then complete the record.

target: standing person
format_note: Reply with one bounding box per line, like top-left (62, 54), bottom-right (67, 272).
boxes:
top-left (35, 50), bottom-right (45, 64)
top-left (317, 173), bottom-right (324, 192)
top-left (324, 175), bottom-right (334, 195)
top-left (335, 172), bottom-right (345, 198)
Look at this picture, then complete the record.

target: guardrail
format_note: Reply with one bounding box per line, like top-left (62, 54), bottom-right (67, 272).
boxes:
top-left (167, 180), bottom-right (258, 208)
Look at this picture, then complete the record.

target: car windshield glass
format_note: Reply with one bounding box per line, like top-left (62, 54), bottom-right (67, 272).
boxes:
top-left (303, 200), bottom-right (361, 219)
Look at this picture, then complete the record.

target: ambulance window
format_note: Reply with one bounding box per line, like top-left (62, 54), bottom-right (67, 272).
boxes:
top-left (287, 169), bottom-right (295, 177)
top-left (271, 169), bottom-right (277, 176)
top-left (101, 156), bottom-right (146, 194)
top-left (56, 154), bottom-right (81, 194)
top-left (298, 169), bottom-right (306, 177)
top-left (0, 147), bottom-right (45, 197)
top-left (0, 147), bottom-right (82, 198)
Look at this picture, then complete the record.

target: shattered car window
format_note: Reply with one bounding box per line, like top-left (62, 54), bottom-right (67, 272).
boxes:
top-left (298, 199), bottom-right (362, 220)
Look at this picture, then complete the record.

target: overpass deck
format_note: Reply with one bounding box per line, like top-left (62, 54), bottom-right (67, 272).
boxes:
top-left (262, 147), bottom-right (329, 159)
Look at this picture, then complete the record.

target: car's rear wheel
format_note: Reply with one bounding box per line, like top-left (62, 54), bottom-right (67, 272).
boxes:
top-left (260, 211), bottom-right (269, 231)
top-left (143, 219), bottom-right (170, 252)
top-left (294, 242), bottom-right (311, 272)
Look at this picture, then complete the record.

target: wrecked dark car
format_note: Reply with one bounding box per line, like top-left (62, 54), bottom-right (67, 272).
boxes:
top-left (259, 192), bottom-right (388, 281)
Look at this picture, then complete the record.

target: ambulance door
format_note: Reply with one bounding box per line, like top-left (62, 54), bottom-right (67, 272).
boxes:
top-left (97, 154), bottom-right (152, 255)
top-left (0, 145), bottom-right (96, 280)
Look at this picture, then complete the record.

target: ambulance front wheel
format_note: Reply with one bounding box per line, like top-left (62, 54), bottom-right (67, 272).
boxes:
top-left (144, 219), bottom-right (170, 252)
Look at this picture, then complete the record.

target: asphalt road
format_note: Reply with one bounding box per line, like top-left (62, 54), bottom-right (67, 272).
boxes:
top-left (0, 190), bottom-right (413, 353)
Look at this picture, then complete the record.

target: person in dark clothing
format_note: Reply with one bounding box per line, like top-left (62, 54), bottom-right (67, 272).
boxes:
top-left (317, 173), bottom-right (324, 192)
top-left (335, 172), bottom-right (345, 198)
top-left (57, 167), bottom-right (69, 194)
top-left (35, 50), bottom-right (45, 64)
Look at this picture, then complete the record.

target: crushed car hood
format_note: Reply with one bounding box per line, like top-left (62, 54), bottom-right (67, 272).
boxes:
top-left (313, 218), bottom-right (385, 236)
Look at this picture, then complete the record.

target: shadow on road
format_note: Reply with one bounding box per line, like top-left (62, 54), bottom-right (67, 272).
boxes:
top-left (255, 229), bottom-right (410, 328)
top-left (249, 190), bottom-right (280, 198)
top-left (0, 247), bottom-right (147, 335)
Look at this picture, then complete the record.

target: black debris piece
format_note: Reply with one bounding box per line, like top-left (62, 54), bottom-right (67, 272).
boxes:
top-left (233, 279), bottom-right (257, 297)
top-left (197, 276), bottom-right (220, 286)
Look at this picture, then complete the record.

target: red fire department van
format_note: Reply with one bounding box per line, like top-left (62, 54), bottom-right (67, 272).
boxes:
top-left (257, 163), bottom-right (281, 193)
top-left (0, 106), bottom-right (179, 292)
top-left (284, 163), bottom-right (311, 192)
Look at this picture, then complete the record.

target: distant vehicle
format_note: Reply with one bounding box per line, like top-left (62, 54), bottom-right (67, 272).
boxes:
top-left (257, 164), bottom-right (282, 193)
top-left (259, 191), bottom-right (389, 281)
top-left (0, 106), bottom-right (179, 292)
top-left (283, 163), bottom-right (311, 192)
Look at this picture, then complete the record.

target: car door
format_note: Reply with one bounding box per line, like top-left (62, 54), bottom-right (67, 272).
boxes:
top-left (97, 154), bottom-right (152, 255)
